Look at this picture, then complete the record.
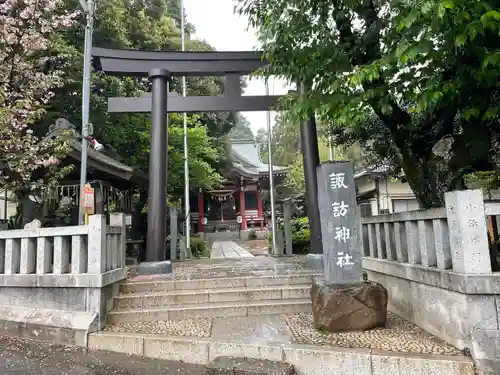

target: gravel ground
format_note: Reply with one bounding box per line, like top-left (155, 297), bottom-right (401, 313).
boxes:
top-left (104, 318), bottom-right (213, 337)
top-left (0, 335), bottom-right (207, 375)
top-left (284, 312), bottom-right (462, 355)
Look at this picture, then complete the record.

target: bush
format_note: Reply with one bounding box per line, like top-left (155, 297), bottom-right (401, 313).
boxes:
top-left (190, 236), bottom-right (210, 258)
top-left (248, 229), bottom-right (258, 240)
top-left (268, 216), bottom-right (311, 254)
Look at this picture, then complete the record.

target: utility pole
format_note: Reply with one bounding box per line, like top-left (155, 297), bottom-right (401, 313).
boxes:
top-left (180, 0), bottom-right (190, 251)
top-left (78, 0), bottom-right (94, 224)
top-left (265, 81), bottom-right (277, 254)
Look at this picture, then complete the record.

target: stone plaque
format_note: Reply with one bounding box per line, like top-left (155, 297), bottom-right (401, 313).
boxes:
top-left (317, 161), bottom-right (362, 283)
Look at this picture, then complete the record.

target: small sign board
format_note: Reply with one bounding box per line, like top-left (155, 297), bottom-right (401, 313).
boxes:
top-left (81, 183), bottom-right (95, 215)
top-left (317, 161), bottom-right (362, 284)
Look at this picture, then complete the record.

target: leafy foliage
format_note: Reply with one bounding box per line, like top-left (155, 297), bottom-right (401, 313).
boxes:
top-left (42, 0), bottom-right (235, 197)
top-left (190, 235), bottom-right (210, 258)
top-left (284, 137), bottom-right (340, 197)
top-left (236, 0), bottom-right (500, 208)
top-left (0, 0), bottom-right (78, 194)
top-left (256, 113), bottom-right (372, 198)
top-left (228, 114), bottom-right (254, 139)
top-left (268, 216), bottom-right (311, 254)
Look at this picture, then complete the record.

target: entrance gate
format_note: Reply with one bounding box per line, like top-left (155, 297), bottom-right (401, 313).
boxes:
top-left (92, 47), bottom-right (322, 261)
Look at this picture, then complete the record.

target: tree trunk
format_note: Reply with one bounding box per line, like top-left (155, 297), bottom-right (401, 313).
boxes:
top-left (16, 190), bottom-right (40, 226)
top-left (400, 121), bottom-right (492, 209)
top-left (402, 159), bottom-right (449, 209)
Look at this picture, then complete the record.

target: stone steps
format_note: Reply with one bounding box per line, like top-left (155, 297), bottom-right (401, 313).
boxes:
top-left (120, 273), bottom-right (322, 294)
top-left (107, 298), bottom-right (311, 324)
top-left (114, 285), bottom-right (311, 309)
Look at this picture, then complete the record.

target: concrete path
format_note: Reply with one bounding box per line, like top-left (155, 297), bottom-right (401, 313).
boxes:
top-left (210, 241), bottom-right (255, 260)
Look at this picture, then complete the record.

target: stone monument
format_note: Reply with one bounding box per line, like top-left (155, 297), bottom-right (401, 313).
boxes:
top-left (311, 161), bottom-right (388, 332)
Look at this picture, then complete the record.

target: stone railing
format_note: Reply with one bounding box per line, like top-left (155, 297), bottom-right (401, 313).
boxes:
top-left (362, 207), bottom-right (451, 270)
top-left (361, 189), bottom-right (500, 374)
top-left (0, 213), bottom-right (128, 347)
top-left (0, 213), bottom-right (126, 284)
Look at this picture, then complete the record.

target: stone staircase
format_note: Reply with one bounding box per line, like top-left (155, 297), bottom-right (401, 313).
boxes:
top-left (90, 260), bottom-right (477, 375)
top-left (108, 273), bottom-right (320, 325)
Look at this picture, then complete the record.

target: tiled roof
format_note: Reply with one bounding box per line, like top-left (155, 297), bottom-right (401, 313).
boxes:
top-left (229, 138), bottom-right (288, 177)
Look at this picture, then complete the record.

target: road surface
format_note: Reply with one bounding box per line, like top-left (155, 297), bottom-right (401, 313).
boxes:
top-left (0, 336), bottom-right (207, 375)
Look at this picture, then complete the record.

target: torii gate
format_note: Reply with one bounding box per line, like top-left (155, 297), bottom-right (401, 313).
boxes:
top-left (92, 47), bottom-right (322, 263)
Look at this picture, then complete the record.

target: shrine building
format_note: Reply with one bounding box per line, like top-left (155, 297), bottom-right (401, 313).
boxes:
top-left (188, 138), bottom-right (288, 239)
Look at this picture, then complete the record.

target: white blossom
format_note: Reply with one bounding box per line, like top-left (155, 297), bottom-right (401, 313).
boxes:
top-left (0, 0), bottom-right (78, 192)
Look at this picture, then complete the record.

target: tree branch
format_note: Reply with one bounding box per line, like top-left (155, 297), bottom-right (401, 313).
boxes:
top-left (334, 0), bottom-right (412, 143)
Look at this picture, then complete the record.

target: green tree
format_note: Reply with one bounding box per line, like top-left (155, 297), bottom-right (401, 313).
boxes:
top-left (42, 0), bottom-right (234, 196)
top-left (255, 127), bottom-right (268, 160)
top-left (236, 0), bottom-right (500, 208)
top-left (284, 138), bottom-right (345, 197)
top-left (228, 114), bottom-right (254, 139)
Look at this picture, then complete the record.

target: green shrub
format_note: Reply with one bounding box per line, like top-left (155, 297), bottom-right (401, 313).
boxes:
top-left (248, 229), bottom-right (257, 240)
top-left (190, 236), bottom-right (211, 258)
top-left (268, 216), bottom-right (311, 254)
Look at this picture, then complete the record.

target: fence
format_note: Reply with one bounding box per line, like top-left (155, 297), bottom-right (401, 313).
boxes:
top-left (360, 189), bottom-right (500, 373)
top-left (362, 207), bottom-right (451, 270)
top-left (0, 213), bottom-right (126, 282)
top-left (0, 213), bottom-right (128, 346)
top-left (362, 189), bottom-right (494, 274)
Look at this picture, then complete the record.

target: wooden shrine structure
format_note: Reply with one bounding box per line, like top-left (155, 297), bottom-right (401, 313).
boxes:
top-left (190, 139), bottom-right (288, 236)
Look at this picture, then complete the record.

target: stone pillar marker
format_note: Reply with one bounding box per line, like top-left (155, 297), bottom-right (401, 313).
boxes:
top-left (311, 161), bottom-right (388, 333)
top-left (169, 207), bottom-right (178, 261)
top-left (445, 189), bottom-right (492, 274)
top-left (283, 199), bottom-right (293, 256)
top-left (197, 191), bottom-right (204, 234)
top-left (316, 161), bottom-right (362, 283)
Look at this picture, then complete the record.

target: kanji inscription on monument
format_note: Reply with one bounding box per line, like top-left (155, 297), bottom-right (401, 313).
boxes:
top-left (317, 161), bottom-right (362, 283)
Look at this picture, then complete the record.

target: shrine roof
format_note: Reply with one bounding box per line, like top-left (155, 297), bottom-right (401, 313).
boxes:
top-left (228, 138), bottom-right (288, 178)
top-left (45, 118), bottom-right (148, 188)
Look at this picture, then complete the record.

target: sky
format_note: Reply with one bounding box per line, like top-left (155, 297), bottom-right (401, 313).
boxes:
top-left (183, 0), bottom-right (289, 134)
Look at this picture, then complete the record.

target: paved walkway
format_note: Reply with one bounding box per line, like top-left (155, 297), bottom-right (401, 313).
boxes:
top-left (210, 241), bottom-right (255, 260)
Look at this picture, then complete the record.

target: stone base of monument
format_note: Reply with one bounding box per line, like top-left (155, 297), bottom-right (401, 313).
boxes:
top-left (310, 279), bottom-right (388, 332)
top-left (305, 253), bottom-right (324, 270)
top-left (130, 261), bottom-right (173, 282)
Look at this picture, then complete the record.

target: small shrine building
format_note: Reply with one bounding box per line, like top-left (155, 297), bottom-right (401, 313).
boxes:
top-left (190, 139), bottom-right (288, 237)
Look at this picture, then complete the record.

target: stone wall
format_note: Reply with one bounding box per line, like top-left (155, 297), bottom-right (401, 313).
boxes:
top-left (361, 190), bottom-right (500, 375)
top-left (364, 259), bottom-right (500, 351)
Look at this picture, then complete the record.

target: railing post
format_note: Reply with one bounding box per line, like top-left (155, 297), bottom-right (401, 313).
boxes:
top-left (445, 189), bottom-right (492, 274)
top-left (88, 214), bottom-right (106, 273)
top-left (110, 212), bottom-right (126, 269)
top-left (20, 238), bottom-right (36, 274)
top-left (0, 240), bottom-right (5, 273)
top-left (5, 239), bottom-right (20, 274)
